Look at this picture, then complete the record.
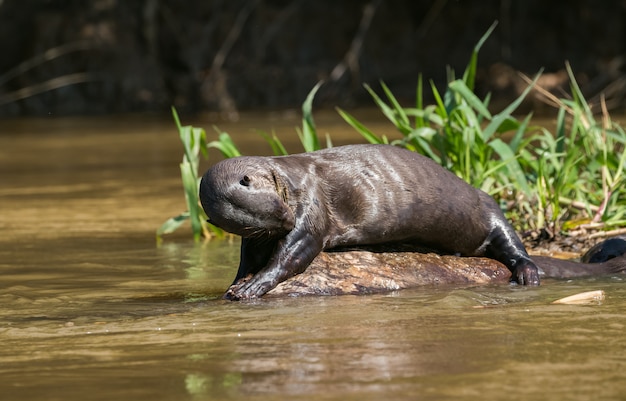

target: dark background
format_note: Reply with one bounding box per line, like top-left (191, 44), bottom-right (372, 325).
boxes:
top-left (1, 0), bottom-right (625, 116)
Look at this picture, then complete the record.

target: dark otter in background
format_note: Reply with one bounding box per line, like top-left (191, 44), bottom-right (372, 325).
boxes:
top-left (200, 144), bottom-right (541, 300)
top-left (580, 236), bottom-right (626, 264)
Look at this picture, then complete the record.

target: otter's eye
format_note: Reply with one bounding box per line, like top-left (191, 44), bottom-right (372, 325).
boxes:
top-left (240, 175), bottom-right (251, 186)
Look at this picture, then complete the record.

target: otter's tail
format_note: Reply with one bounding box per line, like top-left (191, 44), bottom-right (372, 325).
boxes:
top-left (532, 254), bottom-right (626, 279)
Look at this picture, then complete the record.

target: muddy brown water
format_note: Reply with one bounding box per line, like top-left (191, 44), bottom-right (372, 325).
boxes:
top-left (1, 112), bottom-right (625, 401)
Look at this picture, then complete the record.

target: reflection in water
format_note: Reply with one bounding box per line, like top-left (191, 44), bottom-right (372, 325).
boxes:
top-left (0, 115), bottom-right (625, 401)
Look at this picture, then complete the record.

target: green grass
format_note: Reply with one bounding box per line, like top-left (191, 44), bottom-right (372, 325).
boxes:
top-left (516, 63), bottom-right (626, 234)
top-left (156, 108), bottom-right (217, 242)
top-left (158, 22), bottom-right (626, 242)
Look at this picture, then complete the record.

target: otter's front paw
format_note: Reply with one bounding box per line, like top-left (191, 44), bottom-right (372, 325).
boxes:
top-left (223, 277), bottom-right (275, 301)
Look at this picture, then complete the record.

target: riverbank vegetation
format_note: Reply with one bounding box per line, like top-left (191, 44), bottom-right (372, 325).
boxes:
top-left (158, 25), bottom-right (626, 252)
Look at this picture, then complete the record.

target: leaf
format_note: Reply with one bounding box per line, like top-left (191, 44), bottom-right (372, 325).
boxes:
top-left (405, 127), bottom-right (441, 163)
top-left (565, 62), bottom-right (594, 124)
top-left (337, 107), bottom-right (385, 144)
top-left (259, 130), bottom-right (288, 155)
top-left (207, 131), bottom-right (241, 158)
top-left (482, 69), bottom-right (543, 141)
top-left (429, 80), bottom-right (447, 118)
top-left (190, 126), bottom-right (207, 162)
top-left (301, 81), bottom-right (323, 152)
top-left (172, 107), bottom-right (205, 166)
top-left (415, 74), bottom-right (424, 126)
top-left (380, 81), bottom-right (410, 127)
top-left (450, 104), bottom-right (481, 132)
top-left (509, 113), bottom-right (532, 153)
top-left (178, 125), bottom-right (195, 164)
top-left (325, 133), bottom-right (334, 149)
top-left (493, 117), bottom-right (521, 134)
top-left (181, 161), bottom-right (203, 241)
top-left (489, 138), bottom-right (531, 195)
top-left (156, 212), bottom-right (190, 237)
top-left (403, 107), bottom-right (444, 127)
top-left (363, 83), bottom-right (410, 134)
top-left (449, 80), bottom-right (492, 119)
top-left (171, 106), bottom-right (182, 129)
top-left (463, 21), bottom-right (498, 91)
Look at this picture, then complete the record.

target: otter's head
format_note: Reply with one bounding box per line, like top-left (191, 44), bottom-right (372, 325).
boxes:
top-left (199, 157), bottom-right (295, 238)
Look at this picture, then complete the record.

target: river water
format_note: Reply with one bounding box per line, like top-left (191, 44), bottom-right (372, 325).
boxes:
top-left (0, 112), bottom-right (625, 401)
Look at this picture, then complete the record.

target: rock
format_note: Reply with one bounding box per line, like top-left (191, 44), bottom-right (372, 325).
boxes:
top-left (266, 251), bottom-right (511, 297)
top-left (228, 237), bottom-right (626, 298)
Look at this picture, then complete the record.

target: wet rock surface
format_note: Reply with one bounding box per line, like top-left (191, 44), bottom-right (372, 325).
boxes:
top-left (266, 251), bottom-right (511, 297)
top-left (252, 239), bottom-right (626, 297)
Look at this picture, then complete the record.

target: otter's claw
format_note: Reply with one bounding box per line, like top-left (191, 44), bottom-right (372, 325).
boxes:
top-left (223, 276), bottom-right (275, 300)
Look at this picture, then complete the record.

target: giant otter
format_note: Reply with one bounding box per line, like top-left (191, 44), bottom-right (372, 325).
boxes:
top-left (200, 144), bottom-right (541, 300)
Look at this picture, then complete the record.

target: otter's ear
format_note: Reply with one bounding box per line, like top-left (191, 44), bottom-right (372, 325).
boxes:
top-left (270, 169), bottom-right (289, 203)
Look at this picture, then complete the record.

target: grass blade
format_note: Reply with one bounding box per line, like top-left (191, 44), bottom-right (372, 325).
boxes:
top-left (565, 61), bottom-right (593, 124)
top-left (380, 81), bottom-right (410, 127)
top-left (259, 130), bottom-right (289, 155)
top-left (180, 161), bottom-right (203, 241)
top-left (363, 83), bottom-right (408, 133)
top-left (337, 107), bottom-right (386, 143)
top-left (207, 131), bottom-right (241, 158)
top-left (156, 212), bottom-right (189, 238)
top-left (482, 69), bottom-right (542, 141)
top-left (463, 21), bottom-right (498, 91)
top-left (509, 113), bottom-right (532, 152)
top-left (415, 74), bottom-right (425, 127)
top-left (429, 80), bottom-right (448, 118)
top-left (489, 138), bottom-right (530, 195)
top-left (449, 79), bottom-right (492, 119)
top-left (301, 81), bottom-right (323, 151)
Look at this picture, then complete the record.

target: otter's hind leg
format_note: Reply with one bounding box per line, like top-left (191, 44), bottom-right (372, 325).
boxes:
top-left (484, 219), bottom-right (540, 286)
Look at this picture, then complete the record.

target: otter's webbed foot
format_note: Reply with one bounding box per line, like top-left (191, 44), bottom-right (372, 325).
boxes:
top-left (514, 261), bottom-right (540, 286)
